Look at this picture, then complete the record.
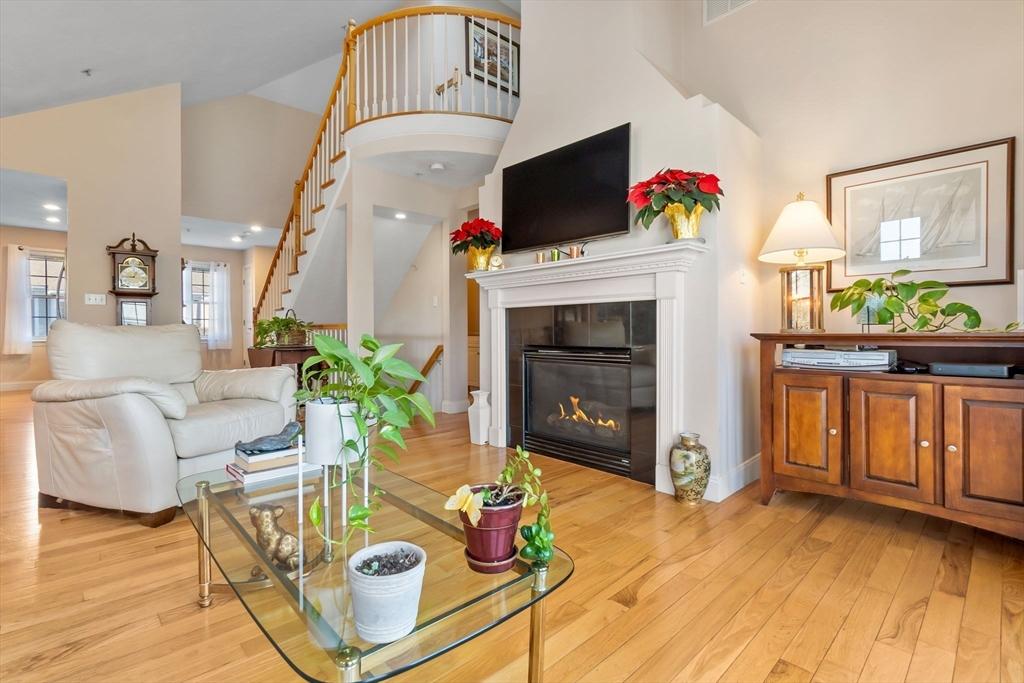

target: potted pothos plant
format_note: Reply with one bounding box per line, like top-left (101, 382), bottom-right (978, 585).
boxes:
top-left (296, 333), bottom-right (435, 642)
top-left (445, 446), bottom-right (555, 573)
top-left (627, 169), bottom-right (723, 240)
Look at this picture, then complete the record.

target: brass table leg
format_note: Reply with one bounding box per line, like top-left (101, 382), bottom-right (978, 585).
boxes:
top-left (528, 566), bottom-right (548, 683)
top-left (196, 480), bottom-right (213, 608)
top-left (336, 645), bottom-right (361, 683)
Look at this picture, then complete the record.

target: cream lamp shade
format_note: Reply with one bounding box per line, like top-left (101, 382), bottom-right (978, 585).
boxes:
top-left (759, 194), bottom-right (845, 265)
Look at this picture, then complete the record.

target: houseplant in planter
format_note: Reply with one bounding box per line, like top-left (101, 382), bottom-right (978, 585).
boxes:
top-left (450, 217), bottom-right (502, 271)
top-left (446, 445), bottom-right (555, 573)
top-left (627, 169), bottom-right (723, 240)
top-left (255, 311), bottom-right (312, 347)
top-left (347, 540), bottom-right (427, 643)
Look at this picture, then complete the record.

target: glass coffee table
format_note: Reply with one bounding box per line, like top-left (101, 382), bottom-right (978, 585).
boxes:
top-left (177, 467), bottom-right (573, 683)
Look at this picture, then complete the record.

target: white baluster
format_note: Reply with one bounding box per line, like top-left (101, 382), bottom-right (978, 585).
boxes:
top-left (416, 14), bottom-right (422, 110)
top-left (443, 12), bottom-right (448, 111)
top-left (371, 24), bottom-right (378, 118)
top-left (505, 22), bottom-right (512, 118)
top-left (392, 19), bottom-right (398, 113)
top-left (482, 17), bottom-right (488, 117)
top-left (467, 14), bottom-right (475, 115)
top-left (380, 21), bottom-right (387, 115)
top-left (404, 17), bottom-right (409, 111)
top-left (429, 13), bottom-right (434, 111)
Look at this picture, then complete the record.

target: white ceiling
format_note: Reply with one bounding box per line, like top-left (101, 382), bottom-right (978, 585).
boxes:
top-left (362, 150), bottom-right (498, 189)
top-left (181, 215), bottom-right (281, 250)
top-left (0, 168), bottom-right (68, 230)
top-left (0, 0), bottom-right (403, 117)
top-left (249, 53), bottom-right (342, 115)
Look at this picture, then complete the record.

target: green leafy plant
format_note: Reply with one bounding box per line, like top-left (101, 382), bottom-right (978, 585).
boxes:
top-left (255, 315), bottom-right (311, 347)
top-left (298, 333), bottom-right (435, 543)
top-left (831, 270), bottom-right (1019, 333)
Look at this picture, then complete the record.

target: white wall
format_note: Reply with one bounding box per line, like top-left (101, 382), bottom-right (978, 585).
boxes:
top-left (373, 217), bottom-right (436, 319)
top-left (477, 0), bottom-right (764, 499)
top-left (677, 0), bottom-right (1023, 332)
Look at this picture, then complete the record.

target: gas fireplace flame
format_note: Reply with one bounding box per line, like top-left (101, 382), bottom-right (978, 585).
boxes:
top-left (557, 395), bottom-right (621, 431)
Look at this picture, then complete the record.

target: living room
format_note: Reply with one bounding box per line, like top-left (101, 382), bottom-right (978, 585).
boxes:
top-left (1, 1), bottom-right (1022, 682)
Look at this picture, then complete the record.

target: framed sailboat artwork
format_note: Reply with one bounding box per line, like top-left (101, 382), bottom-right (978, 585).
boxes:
top-left (826, 138), bottom-right (1014, 291)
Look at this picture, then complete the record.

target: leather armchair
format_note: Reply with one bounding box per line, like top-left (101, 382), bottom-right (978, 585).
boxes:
top-left (32, 321), bottom-right (296, 526)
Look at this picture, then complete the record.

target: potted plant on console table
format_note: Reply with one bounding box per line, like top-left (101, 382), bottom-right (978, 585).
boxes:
top-left (446, 446), bottom-right (555, 573)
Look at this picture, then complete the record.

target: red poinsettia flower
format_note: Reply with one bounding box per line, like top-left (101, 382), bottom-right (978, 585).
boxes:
top-left (627, 182), bottom-right (652, 209)
top-left (697, 174), bottom-right (721, 195)
top-left (450, 218), bottom-right (501, 254)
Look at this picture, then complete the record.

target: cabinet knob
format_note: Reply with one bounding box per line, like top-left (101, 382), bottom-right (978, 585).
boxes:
top-left (828, 428), bottom-right (838, 436)
top-left (920, 440), bottom-right (930, 448)
top-left (947, 444), bottom-right (958, 453)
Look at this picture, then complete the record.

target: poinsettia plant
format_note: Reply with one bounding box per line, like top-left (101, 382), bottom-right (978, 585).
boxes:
top-left (450, 218), bottom-right (502, 254)
top-left (627, 169), bottom-right (724, 229)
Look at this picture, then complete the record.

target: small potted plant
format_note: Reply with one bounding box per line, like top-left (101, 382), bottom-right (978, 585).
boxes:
top-left (254, 310), bottom-right (312, 347)
top-left (445, 446), bottom-right (555, 573)
top-left (347, 540), bottom-right (427, 643)
top-left (627, 169), bottom-right (723, 240)
top-left (450, 217), bottom-right (501, 272)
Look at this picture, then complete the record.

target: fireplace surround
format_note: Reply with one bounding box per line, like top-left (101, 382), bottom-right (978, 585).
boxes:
top-left (509, 301), bottom-right (657, 482)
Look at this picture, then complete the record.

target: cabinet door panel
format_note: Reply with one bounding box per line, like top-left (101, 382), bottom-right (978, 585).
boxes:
top-left (773, 373), bottom-right (843, 485)
top-left (944, 385), bottom-right (1024, 522)
top-left (849, 378), bottom-right (936, 503)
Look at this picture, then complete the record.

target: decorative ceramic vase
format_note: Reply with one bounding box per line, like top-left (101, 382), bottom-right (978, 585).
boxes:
top-left (663, 202), bottom-right (706, 240)
top-left (304, 399), bottom-right (365, 466)
top-left (347, 541), bottom-right (426, 643)
top-left (669, 432), bottom-right (711, 504)
top-left (459, 486), bottom-right (523, 573)
top-left (468, 390), bottom-right (490, 445)
top-left (468, 244), bottom-right (497, 271)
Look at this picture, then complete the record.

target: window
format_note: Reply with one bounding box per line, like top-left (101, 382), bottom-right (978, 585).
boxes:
top-left (28, 252), bottom-right (65, 340)
top-left (185, 262), bottom-right (211, 338)
top-left (879, 217), bottom-right (922, 262)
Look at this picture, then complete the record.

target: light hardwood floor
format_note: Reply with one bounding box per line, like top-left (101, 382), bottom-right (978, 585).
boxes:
top-left (1, 389), bottom-right (1021, 683)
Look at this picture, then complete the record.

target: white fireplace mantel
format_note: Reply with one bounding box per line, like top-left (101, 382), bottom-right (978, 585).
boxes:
top-left (468, 241), bottom-right (709, 495)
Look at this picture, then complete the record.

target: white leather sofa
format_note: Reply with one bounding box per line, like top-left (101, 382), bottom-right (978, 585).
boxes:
top-left (32, 321), bottom-right (296, 526)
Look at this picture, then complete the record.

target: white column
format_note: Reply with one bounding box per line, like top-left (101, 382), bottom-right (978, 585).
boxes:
top-left (654, 270), bottom-right (685, 496)
top-left (345, 173), bottom-right (374, 347)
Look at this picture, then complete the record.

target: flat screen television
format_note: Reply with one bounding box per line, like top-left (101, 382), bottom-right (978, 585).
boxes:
top-left (501, 123), bottom-right (630, 253)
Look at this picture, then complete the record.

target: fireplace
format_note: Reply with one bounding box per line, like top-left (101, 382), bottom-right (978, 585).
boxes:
top-left (508, 301), bottom-right (656, 483)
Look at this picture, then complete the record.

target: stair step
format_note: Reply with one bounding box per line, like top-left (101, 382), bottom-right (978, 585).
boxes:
top-left (330, 151), bottom-right (346, 163)
top-left (302, 228), bottom-right (316, 236)
top-left (312, 204), bottom-right (326, 214)
top-left (288, 270), bottom-right (299, 276)
top-left (297, 250), bottom-right (307, 257)
top-left (281, 289), bottom-right (291, 294)
top-left (321, 179), bottom-right (335, 190)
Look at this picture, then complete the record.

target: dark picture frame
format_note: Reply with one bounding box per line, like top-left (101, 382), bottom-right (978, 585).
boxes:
top-left (826, 137), bottom-right (1015, 292)
top-left (465, 18), bottom-right (519, 97)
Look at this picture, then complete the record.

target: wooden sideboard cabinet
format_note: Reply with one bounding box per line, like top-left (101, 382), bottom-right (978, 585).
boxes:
top-left (754, 333), bottom-right (1024, 540)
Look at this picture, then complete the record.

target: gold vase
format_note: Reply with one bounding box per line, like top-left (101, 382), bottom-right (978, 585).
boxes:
top-left (669, 432), bottom-right (711, 505)
top-left (663, 202), bottom-right (705, 240)
top-left (468, 245), bottom-right (496, 272)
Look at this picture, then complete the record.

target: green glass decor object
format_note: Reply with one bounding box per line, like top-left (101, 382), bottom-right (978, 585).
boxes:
top-left (670, 432), bottom-right (710, 504)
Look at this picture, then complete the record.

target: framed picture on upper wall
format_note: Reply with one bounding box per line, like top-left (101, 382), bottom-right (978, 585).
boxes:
top-left (465, 18), bottom-right (519, 97)
top-left (826, 137), bottom-right (1015, 292)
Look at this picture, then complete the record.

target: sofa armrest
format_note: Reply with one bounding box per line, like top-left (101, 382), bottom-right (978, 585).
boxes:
top-left (194, 367), bottom-right (296, 404)
top-left (32, 377), bottom-right (187, 419)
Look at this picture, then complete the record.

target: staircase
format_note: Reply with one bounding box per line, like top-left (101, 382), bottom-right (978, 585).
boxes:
top-left (253, 6), bottom-right (522, 336)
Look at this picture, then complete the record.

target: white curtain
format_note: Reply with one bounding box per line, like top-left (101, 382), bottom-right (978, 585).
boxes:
top-left (181, 261), bottom-right (193, 324)
top-left (2, 245), bottom-right (32, 355)
top-left (208, 262), bottom-right (233, 350)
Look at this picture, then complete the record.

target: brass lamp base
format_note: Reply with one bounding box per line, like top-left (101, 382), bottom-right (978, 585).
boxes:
top-left (779, 264), bottom-right (825, 333)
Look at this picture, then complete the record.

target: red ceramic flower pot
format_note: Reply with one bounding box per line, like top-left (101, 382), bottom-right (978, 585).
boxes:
top-left (458, 486), bottom-right (523, 573)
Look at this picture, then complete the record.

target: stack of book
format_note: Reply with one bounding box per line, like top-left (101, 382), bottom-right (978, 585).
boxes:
top-left (227, 446), bottom-right (320, 487)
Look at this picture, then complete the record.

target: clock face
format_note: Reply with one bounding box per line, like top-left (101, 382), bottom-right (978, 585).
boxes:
top-left (118, 257), bottom-right (149, 289)
top-left (488, 255), bottom-right (504, 270)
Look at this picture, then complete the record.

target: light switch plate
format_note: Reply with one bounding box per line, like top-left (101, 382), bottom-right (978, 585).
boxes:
top-left (84, 293), bottom-right (106, 305)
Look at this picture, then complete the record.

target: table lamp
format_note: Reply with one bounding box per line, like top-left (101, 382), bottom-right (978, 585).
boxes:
top-left (759, 193), bottom-right (845, 333)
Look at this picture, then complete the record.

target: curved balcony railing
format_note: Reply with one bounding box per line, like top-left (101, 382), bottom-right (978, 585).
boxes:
top-left (255, 6), bottom-right (522, 326)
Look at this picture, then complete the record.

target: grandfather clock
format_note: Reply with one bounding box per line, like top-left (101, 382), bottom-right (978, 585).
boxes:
top-left (106, 233), bottom-right (158, 325)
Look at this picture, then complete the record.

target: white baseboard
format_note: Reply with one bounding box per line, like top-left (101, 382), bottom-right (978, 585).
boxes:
top-left (442, 399), bottom-right (470, 414)
top-left (705, 452), bottom-right (761, 503)
top-left (1, 380), bottom-right (43, 392)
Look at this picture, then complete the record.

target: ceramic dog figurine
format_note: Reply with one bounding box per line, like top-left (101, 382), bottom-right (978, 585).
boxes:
top-left (249, 504), bottom-right (302, 570)
top-left (236, 421), bottom-right (302, 455)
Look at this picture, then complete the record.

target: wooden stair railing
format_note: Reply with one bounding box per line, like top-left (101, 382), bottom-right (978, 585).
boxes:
top-left (409, 344), bottom-right (443, 394)
top-left (254, 7), bottom-right (522, 329)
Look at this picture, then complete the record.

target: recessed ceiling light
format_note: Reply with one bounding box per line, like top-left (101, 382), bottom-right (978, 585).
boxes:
top-left (231, 235), bottom-right (242, 243)
top-left (45, 216), bottom-right (60, 223)
top-left (42, 203), bottom-right (61, 211)
top-left (250, 224), bottom-right (263, 232)
top-left (395, 212), bottom-right (407, 220)
top-left (429, 162), bottom-right (445, 172)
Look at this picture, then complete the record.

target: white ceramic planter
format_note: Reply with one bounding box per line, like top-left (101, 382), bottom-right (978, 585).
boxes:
top-left (347, 541), bottom-right (426, 643)
top-left (468, 390), bottom-right (490, 445)
top-left (304, 399), bottom-right (365, 466)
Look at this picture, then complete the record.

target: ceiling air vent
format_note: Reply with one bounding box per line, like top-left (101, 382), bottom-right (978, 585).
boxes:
top-left (704, 0), bottom-right (754, 25)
